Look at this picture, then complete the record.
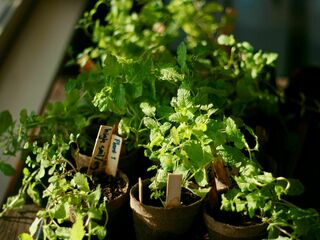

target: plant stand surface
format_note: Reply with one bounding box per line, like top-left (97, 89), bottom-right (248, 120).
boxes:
top-left (0, 204), bottom-right (39, 239)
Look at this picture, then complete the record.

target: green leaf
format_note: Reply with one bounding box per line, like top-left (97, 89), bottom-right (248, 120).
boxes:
top-left (18, 233), bottom-right (33, 240)
top-left (217, 34), bottom-right (235, 46)
top-left (29, 217), bottom-right (42, 237)
top-left (103, 54), bottom-right (121, 77)
top-left (184, 141), bottom-right (212, 169)
top-left (27, 183), bottom-right (41, 206)
top-left (71, 172), bottom-right (90, 192)
top-left (56, 227), bottom-right (71, 239)
top-left (114, 83), bottom-right (126, 113)
top-left (159, 66), bottom-right (184, 82)
top-left (140, 102), bottom-right (156, 117)
top-left (91, 224), bottom-right (107, 240)
top-left (88, 185), bottom-right (101, 207)
top-left (194, 168), bottom-right (208, 187)
top-left (70, 214), bottom-right (85, 240)
top-left (177, 42), bottom-right (188, 73)
top-left (0, 161), bottom-right (16, 176)
top-left (50, 201), bottom-right (68, 220)
top-left (88, 207), bottom-right (102, 220)
top-left (143, 117), bottom-right (158, 129)
top-left (0, 110), bottom-right (13, 135)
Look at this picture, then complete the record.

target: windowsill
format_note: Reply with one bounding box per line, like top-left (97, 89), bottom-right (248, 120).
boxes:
top-left (0, 0), bottom-right (88, 205)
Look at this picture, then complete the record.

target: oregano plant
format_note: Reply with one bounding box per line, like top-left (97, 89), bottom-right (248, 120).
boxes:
top-left (0, 134), bottom-right (109, 240)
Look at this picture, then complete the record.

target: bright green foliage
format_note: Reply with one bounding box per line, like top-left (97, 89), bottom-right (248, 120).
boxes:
top-left (77, 0), bottom-right (227, 62)
top-left (1, 135), bottom-right (108, 240)
top-left (141, 88), bottom-right (256, 201)
top-left (221, 163), bottom-right (320, 239)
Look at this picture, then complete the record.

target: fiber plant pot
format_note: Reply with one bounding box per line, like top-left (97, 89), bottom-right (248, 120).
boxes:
top-left (103, 170), bottom-right (133, 240)
top-left (35, 170), bottom-right (131, 240)
top-left (130, 179), bottom-right (204, 240)
top-left (203, 209), bottom-right (268, 240)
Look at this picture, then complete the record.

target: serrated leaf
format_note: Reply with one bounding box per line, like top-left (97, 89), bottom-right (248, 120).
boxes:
top-left (72, 173), bottom-right (90, 192)
top-left (140, 102), bottom-right (156, 117)
top-left (56, 227), bottom-right (71, 239)
top-left (143, 117), bottom-right (158, 129)
top-left (159, 66), bottom-right (184, 82)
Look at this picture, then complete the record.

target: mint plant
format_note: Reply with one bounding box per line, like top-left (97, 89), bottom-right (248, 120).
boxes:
top-left (140, 87), bottom-right (257, 202)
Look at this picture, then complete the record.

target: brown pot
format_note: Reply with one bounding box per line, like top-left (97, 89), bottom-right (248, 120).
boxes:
top-left (203, 209), bottom-right (268, 240)
top-left (130, 179), bottom-right (204, 240)
top-left (105, 171), bottom-right (133, 240)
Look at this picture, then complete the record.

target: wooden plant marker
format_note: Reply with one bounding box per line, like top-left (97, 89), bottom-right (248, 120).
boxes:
top-left (138, 177), bottom-right (143, 204)
top-left (87, 125), bottom-right (115, 175)
top-left (105, 134), bottom-right (122, 177)
top-left (165, 173), bottom-right (182, 208)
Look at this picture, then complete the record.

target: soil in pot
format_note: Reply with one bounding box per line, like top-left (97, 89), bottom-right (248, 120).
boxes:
top-left (130, 179), bottom-right (206, 240)
top-left (203, 204), bottom-right (268, 240)
top-left (91, 170), bottom-right (133, 240)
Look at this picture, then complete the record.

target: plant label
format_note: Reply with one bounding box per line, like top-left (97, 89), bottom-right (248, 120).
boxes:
top-left (166, 173), bottom-right (182, 208)
top-left (105, 134), bottom-right (122, 177)
top-left (138, 177), bottom-right (143, 203)
top-left (88, 125), bottom-right (115, 174)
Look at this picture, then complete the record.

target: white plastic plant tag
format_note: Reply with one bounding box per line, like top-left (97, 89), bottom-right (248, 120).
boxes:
top-left (165, 173), bottom-right (182, 208)
top-left (88, 125), bottom-right (114, 174)
top-left (105, 134), bottom-right (122, 177)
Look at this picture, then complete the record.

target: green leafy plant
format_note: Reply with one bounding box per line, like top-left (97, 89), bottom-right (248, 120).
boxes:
top-left (0, 134), bottom-right (109, 240)
top-left (140, 87), bottom-right (320, 239)
top-left (76, 0), bottom-right (229, 62)
top-left (140, 87), bottom-right (257, 202)
top-left (220, 163), bottom-right (320, 239)
top-left (0, 84), bottom-right (112, 176)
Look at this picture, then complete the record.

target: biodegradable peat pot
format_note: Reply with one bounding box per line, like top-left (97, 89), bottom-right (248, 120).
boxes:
top-left (104, 170), bottom-right (133, 239)
top-left (130, 179), bottom-right (204, 240)
top-left (203, 209), bottom-right (268, 240)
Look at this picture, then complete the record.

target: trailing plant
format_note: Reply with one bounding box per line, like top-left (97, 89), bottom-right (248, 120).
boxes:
top-left (0, 134), bottom-right (109, 239)
top-left (220, 163), bottom-right (320, 239)
top-left (0, 82), bottom-right (113, 176)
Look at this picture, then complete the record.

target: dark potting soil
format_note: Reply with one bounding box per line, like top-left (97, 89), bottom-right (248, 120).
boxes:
top-left (205, 204), bottom-right (263, 227)
top-left (142, 185), bottom-right (201, 207)
top-left (91, 171), bottom-right (128, 201)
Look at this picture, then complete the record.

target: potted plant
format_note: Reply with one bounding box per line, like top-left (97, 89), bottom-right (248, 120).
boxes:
top-left (204, 162), bottom-right (320, 240)
top-left (129, 87), bottom-right (258, 239)
top-left (0, 131), bottom-right (130, 240)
